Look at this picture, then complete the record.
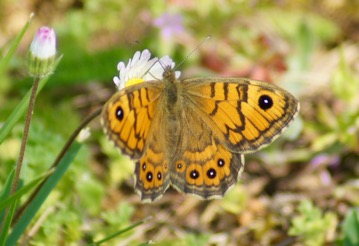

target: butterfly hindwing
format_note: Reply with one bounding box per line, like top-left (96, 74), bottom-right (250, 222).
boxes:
top-left (133, 106), bottom-right (171, 202)
top-left (170, 105), bottom-right (245, 199)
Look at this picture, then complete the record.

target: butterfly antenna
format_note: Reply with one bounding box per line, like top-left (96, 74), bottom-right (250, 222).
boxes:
top-left (145, 55), bottom-right (169, 80)
top-left (175, 35), bottom-right (212, 69)
top-left (143, 57), bottom-right (163, 80)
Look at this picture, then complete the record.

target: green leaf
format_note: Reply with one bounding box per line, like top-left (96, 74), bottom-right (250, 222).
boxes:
top-left (0, 171), bottom-right (51, 212)
top-left (331, 47), bottom-right (359, 104)
top-left (342, 209), bottom-right (359, 246)
top-left (5, 141), bottom-right (82, 246)
top-left (0, 169), bottom-right (15, 246)
top-left (289, 200), bottom-right (337, 246)
top-left (0, 169), bottom-right (15, 217)
top-left (0, 200), bottom-right (18, 246)
top-left (185, 233), bottom-right (210, 246)
top-left (0, 14), bottom-right (33, 75)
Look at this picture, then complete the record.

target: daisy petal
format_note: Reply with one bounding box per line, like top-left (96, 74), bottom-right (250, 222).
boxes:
top-left (113, 49), bottom-right (181, 90)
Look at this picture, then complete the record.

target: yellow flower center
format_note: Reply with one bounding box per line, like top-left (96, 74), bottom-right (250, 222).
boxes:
top-left (126, 78), bottom-right (145, 87)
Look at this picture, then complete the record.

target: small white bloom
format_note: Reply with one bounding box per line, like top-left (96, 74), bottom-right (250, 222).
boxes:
top-left (26, 26), bottom-right (57, 78)
top-left (29, 26), bottom-right (56, 59)
top-left (113, 49), bottom-right (181, 90)
top-left (77, 127), bottom-right (91, 143)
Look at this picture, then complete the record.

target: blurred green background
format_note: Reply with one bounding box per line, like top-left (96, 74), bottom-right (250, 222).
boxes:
top-left (0, 0), bottom-right (358, 245)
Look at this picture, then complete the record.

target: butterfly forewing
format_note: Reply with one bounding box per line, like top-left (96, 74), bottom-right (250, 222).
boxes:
top-left (182, 78), bottom-right (300, 153)
top-left (101, 81), bottom-right (164, 159)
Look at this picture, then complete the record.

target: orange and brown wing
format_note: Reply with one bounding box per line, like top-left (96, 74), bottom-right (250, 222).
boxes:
top-left (101, 82), bottom-right (171, 202)
top-left (182, 78), bottom-right (300, 153)
top-left (134, 131), bottom-right (171, 202)
top-left (101, 82), bottom-right (163, 159)
top-left (170, 104), bottom-right (244, 199)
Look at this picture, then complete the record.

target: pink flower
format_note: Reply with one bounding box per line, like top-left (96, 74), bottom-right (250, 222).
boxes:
top-left (310, 154), bottom-right (339, 169)
top-left (153, 13), bottom-right (184, 39)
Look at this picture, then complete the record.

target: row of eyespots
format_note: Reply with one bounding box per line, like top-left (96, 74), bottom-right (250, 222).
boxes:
top-left (141, 161), bottom-right (168, 188)
top-left (187, 159), bottom-right (224, 180)
top-left (187, 158), bottom-right (225, 179)
top-left (175, 158), bottom-right (224, 172)
top-left (140, 157), bottom-right (228, 187)
top-left (180, 158), bottom-right (227, 186)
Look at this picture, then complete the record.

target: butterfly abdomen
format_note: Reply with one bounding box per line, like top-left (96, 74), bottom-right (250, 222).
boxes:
top-left (162, 89), bottom-right (182, 159)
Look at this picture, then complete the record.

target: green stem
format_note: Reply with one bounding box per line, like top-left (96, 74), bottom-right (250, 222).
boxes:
top-left (0, 77), bottom-right (40, 234)
top-left (13, 107), bottom-right (102, 224)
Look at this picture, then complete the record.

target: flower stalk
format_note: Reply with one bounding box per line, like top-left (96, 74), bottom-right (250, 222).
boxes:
top-left (0, 26), bottom-right (57, 237)
top-left (10, 77), bottom-right (40, 195)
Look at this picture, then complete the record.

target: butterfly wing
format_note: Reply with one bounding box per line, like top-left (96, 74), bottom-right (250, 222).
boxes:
top-left (101, 81), bottom-right (171, 202)
top-left (181, 78), bottom-right (300, 153)
top-left (101, 82), bottom-right (163, 159)
top-left (169, 77), bottom-right (298, 198)
top-left (133, 106), bottom-right (172, 202)
top-left (170, 103), bottom-right (244, 199)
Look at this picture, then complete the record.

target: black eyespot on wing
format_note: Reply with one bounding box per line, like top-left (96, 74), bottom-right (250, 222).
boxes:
top-left (207, 168), bottom-right (216, 179)
top-left (217, 158), bottom-right (225, 167)
top-left (190, 170), bottom-right (200, 179)
top-left (258, 95), bottom-right (273, 110)
top-left (146, 171), bottom-right (153, 182)
top-left (142, 162), bottom-right (146, 171)
top-left (116, 106), bottom-right (124, 121)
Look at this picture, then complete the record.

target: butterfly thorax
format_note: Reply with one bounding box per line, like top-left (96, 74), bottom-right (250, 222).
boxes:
top-left (161, 67), bottom-right (182, 158)
top-left (162, 66), bottom-right (180, 114)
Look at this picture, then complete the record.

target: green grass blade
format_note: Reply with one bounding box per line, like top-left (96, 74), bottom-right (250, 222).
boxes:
top-left (0, 168), bottom-right (15, 220)
top-left (0, 169), bottom-right (16, 197)
top-left (0, 13), bottom-right (33, 75)
top-left (6, 141), bottom-right (82, 246)
top-left (0, 171), bottom-right (52, 212)
top-left (91, 216), bottom-right (152, 245)
top-left (0, 200), bottom-right (18, 246)
top-left (0, 56), bottom-right (63, 145)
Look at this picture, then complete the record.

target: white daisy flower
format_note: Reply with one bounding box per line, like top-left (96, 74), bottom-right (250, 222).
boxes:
top-left (113, 49), bottom-right (181, 90)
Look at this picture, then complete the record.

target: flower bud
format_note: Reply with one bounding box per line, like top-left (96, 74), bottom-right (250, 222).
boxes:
top-left (26, 26), bottom-right (57, 78)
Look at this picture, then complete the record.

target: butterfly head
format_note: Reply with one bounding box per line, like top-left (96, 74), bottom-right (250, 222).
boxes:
top-left (162, 66), bottom-right (178, 84)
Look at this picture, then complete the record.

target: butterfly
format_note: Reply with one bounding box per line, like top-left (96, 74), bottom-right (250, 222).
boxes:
top-left (101, 65), bottom-right (300, 203)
